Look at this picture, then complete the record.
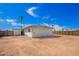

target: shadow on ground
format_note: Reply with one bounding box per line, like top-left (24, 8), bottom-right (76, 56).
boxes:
top-left (0, 36), bottom-right (4, 38)
top-left (33, 35), bottom-right (62, 39)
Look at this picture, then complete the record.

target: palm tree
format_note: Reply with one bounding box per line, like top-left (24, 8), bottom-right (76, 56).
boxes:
top-left (19, 16), bottom-right (23, 35)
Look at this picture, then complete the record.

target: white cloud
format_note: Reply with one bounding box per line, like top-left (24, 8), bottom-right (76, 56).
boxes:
top-left (42, 16), bottom-right (51, 20)
top-left (11, 22), bottom-right (17, 26)
top-left (42, 16), bottom-right (56, 22)
top-left (6, 19), bottom-right (16, 23)
top-left (53, 24), bottom-right (64, 31)
top-left (42, 23), bottom-right (65, 31)
top-left (11, 22), bottom-right (25, 27)
top-left (42, 23), bottom-right (50, 26)
top-left (6, 19), bottom-right (25, 27)
top-left (26, 7), bottom-right (39, 17)
top-left (50, 18), bottom-right (56, 21)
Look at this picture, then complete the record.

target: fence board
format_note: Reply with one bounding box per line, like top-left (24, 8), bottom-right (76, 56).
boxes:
top-left (54, 31), bottom-right (79, 36)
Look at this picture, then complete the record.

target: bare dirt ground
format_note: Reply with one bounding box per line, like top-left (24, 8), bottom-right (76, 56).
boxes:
top-left (0, 35), bottom-right (79, 56)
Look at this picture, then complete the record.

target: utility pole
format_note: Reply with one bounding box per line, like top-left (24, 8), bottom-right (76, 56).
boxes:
top-left (20, 16), bottom-right (23, 35)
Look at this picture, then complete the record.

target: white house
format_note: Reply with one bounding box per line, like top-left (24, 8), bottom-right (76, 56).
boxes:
top-left (24, 25), bottom-right (53, 37)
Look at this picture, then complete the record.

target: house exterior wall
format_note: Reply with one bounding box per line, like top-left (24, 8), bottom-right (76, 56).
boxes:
top-left (32, 27), bottom-right (53, 37)
top-left (24, 26), bottom-right (53, 37)
top-left (24, 32), bottom-right (32, 37)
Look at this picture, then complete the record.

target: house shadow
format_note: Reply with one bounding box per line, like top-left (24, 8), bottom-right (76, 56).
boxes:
top-left (33, 35), bottom-right (62, 39)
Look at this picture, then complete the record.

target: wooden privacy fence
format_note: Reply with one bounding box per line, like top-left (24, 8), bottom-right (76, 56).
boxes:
top-left (54, 31), bottom-right (79, 36)
top-left (0, 31), bottom-right (14, 37)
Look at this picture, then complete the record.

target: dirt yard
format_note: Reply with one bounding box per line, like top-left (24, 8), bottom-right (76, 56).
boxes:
top-left (0, 35), bottom-right (79, 56)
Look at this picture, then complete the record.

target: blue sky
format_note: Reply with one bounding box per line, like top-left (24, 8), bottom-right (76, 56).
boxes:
top-left (0, 3), bottom-right (79, 30)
